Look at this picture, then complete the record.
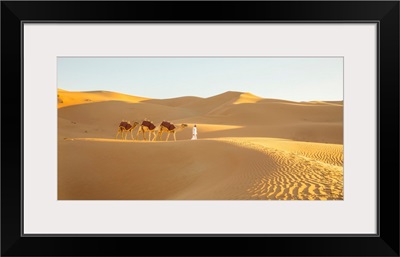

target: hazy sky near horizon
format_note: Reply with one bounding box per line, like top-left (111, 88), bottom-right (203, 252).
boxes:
top-left (58, 57), bottom-right (343, 102)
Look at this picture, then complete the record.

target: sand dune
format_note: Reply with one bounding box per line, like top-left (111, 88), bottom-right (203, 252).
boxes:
top-left (58, 89), bottom-right (343, 200)
top-left (58, 90), bottom-right (343, 144)
top-left (174, 91), bottom-right (261, 115)
top-left (144, 96), bottom-right (203, 107)
top-left (57, 89), bottom-right (149, 108)
top-left (59, 137), bottom-right (343, 200)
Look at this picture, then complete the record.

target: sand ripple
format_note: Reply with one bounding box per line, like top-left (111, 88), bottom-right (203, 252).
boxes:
top-left (215, 138), bottom-right (343, 200)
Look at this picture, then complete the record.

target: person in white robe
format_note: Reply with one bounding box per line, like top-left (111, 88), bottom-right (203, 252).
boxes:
top-left (191, 124), bottom-right (197, 140)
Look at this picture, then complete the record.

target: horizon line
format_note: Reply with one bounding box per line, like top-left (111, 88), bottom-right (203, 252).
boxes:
top-left (57, 88), bottom-right (344, 103)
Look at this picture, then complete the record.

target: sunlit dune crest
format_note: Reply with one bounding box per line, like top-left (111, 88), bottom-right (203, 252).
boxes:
top-left (57, 89), bottom-right (150, 108)
top-left (58, 89), bottom-right (343, 200)
top-left (144, 96), bottom-right (203, 107)
top-left (232, 92), bottom-right (262, 104)
top-left (308, 100), bottom-right (343, 106)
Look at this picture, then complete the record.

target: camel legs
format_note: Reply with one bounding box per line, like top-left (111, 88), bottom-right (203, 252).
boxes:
top-left (165, 132), bottom-right (177, 141)
top-left (116, 128), bottom-right (124, 140)
top-left (156, 131), bottom-right (163, 141)
top-left (135, 128), bottom-right (159, 141)
top-left (137, 128), bottom-right (148, 140)
top-left (152, 131), bottom-right (159, 141)
top-left (141, 129), bottom-right (147, 141)
top-left (148, 131), bottom-right (156, 141)
top-left (135, 129), bottom-right (142, 140)
top-left (130, 130), bottom-right (134, 140)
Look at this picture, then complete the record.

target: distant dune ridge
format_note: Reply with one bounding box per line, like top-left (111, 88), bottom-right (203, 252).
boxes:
top-left (58, 89), bottom-right (343, 200)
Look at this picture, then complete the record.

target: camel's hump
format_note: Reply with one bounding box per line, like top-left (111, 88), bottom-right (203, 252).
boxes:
top-left (142, 120), bottom-right (156, 130)
top-left (161, 121), bottom-right (175, 130)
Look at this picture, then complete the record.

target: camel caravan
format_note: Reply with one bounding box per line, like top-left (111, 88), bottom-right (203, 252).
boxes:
top-left (116, 119), bottom-right (188, 141)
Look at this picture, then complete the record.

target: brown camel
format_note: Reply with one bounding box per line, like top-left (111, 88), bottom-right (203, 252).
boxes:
top-left (136, 120), bottom-right (158, 141)
top-left (116, 121), bottom-right (139, 140)
top-left (157, 121), bottom-right (188, 141)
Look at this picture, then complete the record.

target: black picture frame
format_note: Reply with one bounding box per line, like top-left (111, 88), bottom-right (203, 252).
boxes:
top-left (2, 1), bottom-right (399, 256)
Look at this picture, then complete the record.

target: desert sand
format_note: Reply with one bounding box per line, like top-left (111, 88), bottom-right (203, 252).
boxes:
top-left (58, 89), bottom-right (343, 200)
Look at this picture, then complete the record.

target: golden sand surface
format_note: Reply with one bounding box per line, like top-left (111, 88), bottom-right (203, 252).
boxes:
top-left (58, 89), bottom-right (343, 200)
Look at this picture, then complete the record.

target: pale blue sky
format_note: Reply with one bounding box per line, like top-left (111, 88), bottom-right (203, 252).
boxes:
top-left (57, 57), bottom-right (343, 102)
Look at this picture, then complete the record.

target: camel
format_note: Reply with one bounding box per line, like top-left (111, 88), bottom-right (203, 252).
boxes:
top-left (136, 120), bottom-right (159, 141)
top-left (157, 121), bottom-right (188, 141)
top-left (116, 120), bottom-right (139, 140)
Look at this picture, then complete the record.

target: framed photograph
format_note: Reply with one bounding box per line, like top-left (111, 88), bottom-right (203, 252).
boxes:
top-left (2, 1), bottom-right (399, 256)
